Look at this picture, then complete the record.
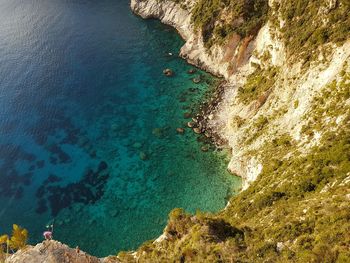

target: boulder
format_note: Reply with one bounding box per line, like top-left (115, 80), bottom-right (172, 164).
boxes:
top-left (193, 128), bottom-right (202, 134)
top-left (192, 77), bottom-right (201, 84)
top-left (201, 146), bottom-right (209, 152)
top-left (163, 68), bottom-right (173, 77)
top-left (187, 121), bottom-right (196, 128)
top-left (183, 112), bottom-right (191, 119)
top-left (139, 151), bottom-right (148, 161)
top-left (187, 68), bottom-right (196, 74)
top-left (176, 128), bottom-right (185, 134)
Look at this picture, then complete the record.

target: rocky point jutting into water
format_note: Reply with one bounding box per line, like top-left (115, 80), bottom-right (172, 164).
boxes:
top-left (5, 0), bottom-right (350, 262)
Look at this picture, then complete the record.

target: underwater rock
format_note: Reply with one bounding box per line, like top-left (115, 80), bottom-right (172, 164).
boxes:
top-left (77, 137), bottom-right (89, 147)
top-left (187, 68), bottom-right (196, 74)
top-left (36, 186), bottom-right (46, 198)
top-left (22, 174), bottom-right (33, 186)
top-left (111, 123), bottom-right (119, 131)
top-left (193, 128), bottom-right (202, 134)
top-left (201, 146), bottom-right (209, 152)
top-left (178, 95), bottom-right (187, 102)
top-left (14, 187), bottom-right (24, 199)
top-left (139, 151), bottom-right (148, 161)
top-left (163, 68), bottom-right (173, 77)
top-left (47, 144), bottom-right (72, 164)
top-left (109, 209), bottom-right (119, 218)
top-left (183, 112), bottom-right (191, 119)
top-left (47, 174), bottom-right (62, 183)
top-left (192, 77), bottom-right (201, 84)
top-left (90, 150), bottom-right (97, 158)
top-left (98, 161), bottom-right (108, 172)
top-left (152, 127), bottom-right (163, 138)
top-left (88, 219), bottom-right (96, 225)
top-left (36, 198), bottom-right (48, 214)
top-left (176, 128), bottom-right (185, 134)
top-left (35, 163), bottom-right (110, 216)
top-left (0, 144), bottom-right (38, 198)
top-left (132, 142), bottom-right (143, 149)
top-left (187, 121), bottom-right (196, 128)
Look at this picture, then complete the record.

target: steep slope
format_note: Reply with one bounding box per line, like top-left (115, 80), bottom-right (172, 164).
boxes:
top-left (124, 0), bottom-right (350, 262)
top-left (130, 0), bottom-right (263, 78)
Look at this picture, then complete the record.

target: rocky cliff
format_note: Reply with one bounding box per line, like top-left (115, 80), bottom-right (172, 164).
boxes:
top-left (130, 0), bottom-right (254, 79)
top-left (126, 0), bottom-right (350, 262)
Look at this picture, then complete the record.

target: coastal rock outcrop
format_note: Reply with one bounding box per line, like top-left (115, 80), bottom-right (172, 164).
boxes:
top-left (130, 0), bottom-right (253, 79)
top-left (4, 240), bottom-right (115, 263)
top-left (4, 240), bottom-right (129, 263)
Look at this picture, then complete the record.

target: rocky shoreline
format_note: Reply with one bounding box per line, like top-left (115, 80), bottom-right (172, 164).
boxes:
top-left (130, 0), bottom-right (238, 153)
top-left (186, 81), bottom-right (229, 148)
top-left (130, 0), bottom-right (243, 79)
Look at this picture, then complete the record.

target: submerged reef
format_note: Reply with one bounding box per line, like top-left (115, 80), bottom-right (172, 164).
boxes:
top-left (35, 161), bottom-right (109, 216)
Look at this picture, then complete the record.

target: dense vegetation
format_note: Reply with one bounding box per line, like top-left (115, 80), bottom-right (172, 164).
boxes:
top-left (275, 0), bottom-right (350, 63)
top-left (190, 0), bottom-right (269, 47)
top-left (166, 0), bottom-right (350, 58)
top-left (237, 66), bottom-right (278, 105)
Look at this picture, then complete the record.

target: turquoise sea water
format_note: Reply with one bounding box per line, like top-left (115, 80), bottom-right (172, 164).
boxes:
top-left (0, 0), bottom-right (241, 256)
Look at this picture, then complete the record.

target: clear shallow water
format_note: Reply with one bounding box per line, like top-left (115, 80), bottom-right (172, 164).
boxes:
top-left (0, 0), bottom-right (241, 256)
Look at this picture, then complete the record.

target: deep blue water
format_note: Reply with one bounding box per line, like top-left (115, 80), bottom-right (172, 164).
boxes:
top-left (0, 0), bottom-right (240, 256)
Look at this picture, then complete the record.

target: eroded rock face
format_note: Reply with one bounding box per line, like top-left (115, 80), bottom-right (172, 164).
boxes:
top-left (130, 0), bottom-right (192, 39)
top-left (5, 240), bottom-right (118, 263)
top-left (130, 0), bottom-right (254, 79)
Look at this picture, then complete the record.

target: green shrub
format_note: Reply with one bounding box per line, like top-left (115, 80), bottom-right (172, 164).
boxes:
top-left (237, 67), bottom-right (277, 105)
top-left (277, 0), bottom-right (350, 62)
top-left (191, 0), bottom-right (269, 47)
